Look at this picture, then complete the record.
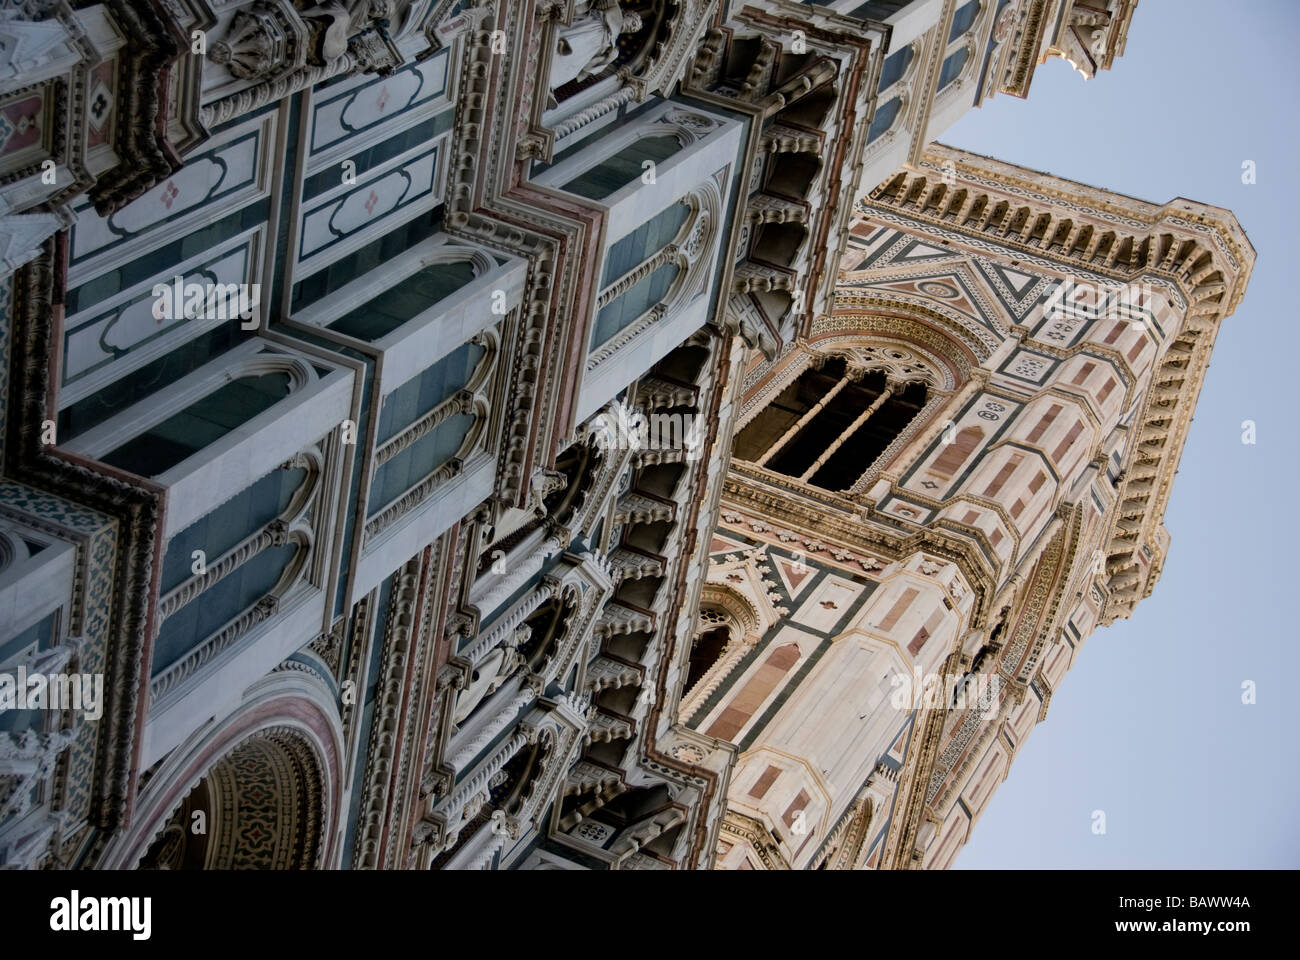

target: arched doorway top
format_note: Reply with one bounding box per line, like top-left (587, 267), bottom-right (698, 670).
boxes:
top-left (100, 671), bottom-right (345, 869)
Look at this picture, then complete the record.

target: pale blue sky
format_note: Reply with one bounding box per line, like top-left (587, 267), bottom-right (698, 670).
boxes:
top-left (946, 0), bottom-right (1299, 869)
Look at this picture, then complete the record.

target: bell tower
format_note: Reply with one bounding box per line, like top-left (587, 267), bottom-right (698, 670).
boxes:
top-left (687, 144), bottom-right (1252, 870)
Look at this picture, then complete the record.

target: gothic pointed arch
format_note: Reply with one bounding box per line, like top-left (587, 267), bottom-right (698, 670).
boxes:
top-left (697, 580), bottom-right (763, 639)
top-left (730, 325), bottom-right (968, 495)
top-left (677, 579), bottom-right (770, 720)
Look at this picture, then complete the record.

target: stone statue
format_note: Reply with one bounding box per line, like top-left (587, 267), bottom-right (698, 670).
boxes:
top-left (303, 0), bottom-right (398, 62)
top-left (548, 1), bottom-right (643, 105)
top-left (452, 633), bottom-right (526, 725)
top-left (211, 1), bottom-right (404, 79)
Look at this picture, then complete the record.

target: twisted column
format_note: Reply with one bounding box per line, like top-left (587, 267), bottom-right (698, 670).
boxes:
top-left (755, 374), bottom-right (852, 467)
top-left (799, 384), bottom-right (896, 482)
top-left (440, 729), bottom-right (528, 826)
top-left (449, 688), bottom-right (536, 772)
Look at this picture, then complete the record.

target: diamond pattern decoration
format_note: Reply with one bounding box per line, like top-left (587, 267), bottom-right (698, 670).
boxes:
top-left (87, 79), bottom-right (113, 132)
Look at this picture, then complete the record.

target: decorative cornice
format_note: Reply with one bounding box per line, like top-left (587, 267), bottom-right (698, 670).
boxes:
top-left (5, 239), bottom-right (164, 847)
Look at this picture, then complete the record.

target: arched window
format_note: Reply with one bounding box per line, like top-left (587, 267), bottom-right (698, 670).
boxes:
top-left (602, 202), bottom-right (690, 286)
top-left (590, 197), bottom-right (698, 351)
top-left (375, 342), bottom-right (483, 443)
top-left (587, 181), bottom-right (719, 364)
top-left (327, 259), bottom-right (479, 341)
top-left (101, 371), bottom-right (291, 477)
top-left (737, 346), bottom-right (940, 493)
top-left (591, 262), bottom-right (680, 348)
top-left (160, 463), bottom-right (307, 594)
top-left (152, 541), bottom-right (299, 677)
top-left (563, 135), bottom-right (682, 200)
top-left (877, 46), bottom-right (914, 92)
top-left (687, 626), bottom-right (730, 690)
top-left (58, 323), bottom-right (251, 442)
top-left (738, 359), bottom-right (930, 494)
top-left (685, 608), bottom-right (733, 693)
top-left (368, 340), bottom-right (486, 516)
top-left (867, 97), bottom-right (902, 144)
top-left (734, 356), bottom-right (849, 463)
top-left (938, 48), bottom-right (970, 90)
top-left (368, 413), bottom-right (474, 512)
top-left (948, 0), bottom-right (981, 42)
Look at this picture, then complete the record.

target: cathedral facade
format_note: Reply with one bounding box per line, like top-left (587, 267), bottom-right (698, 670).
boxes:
top-left (0, 0), bottom-right (1250, 871)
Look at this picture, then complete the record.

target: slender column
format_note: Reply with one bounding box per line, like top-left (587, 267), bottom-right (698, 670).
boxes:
top-left (473, 534), bottom-right (565, 615)
top-left (440, 729), bottom-right (529, 826)
top-left (755, 376), bottom-right (851, 466)
top-left (450, 688), bottom-right (536, 772)
top-left (157, 519), bottom-right (289, 621)
top-left (552, 85), bottom-right (637, 140)
top-left (375, 391), bottom-right (474, 465)
top-left (798, 384), bottom-right (896, 482)
top-left (461, 587), bottom-right (554, 666)
top-left (598, 244), bottom-right (679, 308)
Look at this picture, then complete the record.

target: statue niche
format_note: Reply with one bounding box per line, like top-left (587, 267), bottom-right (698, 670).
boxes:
top-left (301, 0), bottom-right (398, 62)
top-left (548, 1), bottom-right (645, 107)
top-left (209, 1), bottom-right (404, 81)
